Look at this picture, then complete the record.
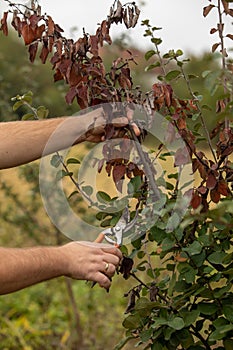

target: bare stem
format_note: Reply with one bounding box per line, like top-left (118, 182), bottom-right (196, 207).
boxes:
top-left (217, 0), bottom-right (229, 131)
top-left (178, 61), bottom-right (218, 163)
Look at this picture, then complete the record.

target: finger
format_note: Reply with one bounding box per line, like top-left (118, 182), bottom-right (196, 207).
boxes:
top-left (126, 107), bottom-right (134, 121)
top-left (94, 233), bottom-right (105, 243)
top-left (131, 122), bottom-right (140, 137)
top-left (95, 272), bottom-right (112, 290)
top-left (102, 253), bottom-right (121, 268)
top-left (102, 262), bottom-right (116, 278)
top-left (101, 246), bottom-right (123, 260)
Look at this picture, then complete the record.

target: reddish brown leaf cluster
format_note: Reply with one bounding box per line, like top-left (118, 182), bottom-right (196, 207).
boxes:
top-left (149, 81), bottom-right (232, 211)
top-left (0, 1), bottom-right (140, 110)
top-left (191, 145), bottom-right (232, 211)
top-left (98, 137), bottom-right (144, 191)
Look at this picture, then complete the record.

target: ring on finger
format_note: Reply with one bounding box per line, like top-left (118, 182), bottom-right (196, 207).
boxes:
top-left (104, 262), bottom-right (109, 272)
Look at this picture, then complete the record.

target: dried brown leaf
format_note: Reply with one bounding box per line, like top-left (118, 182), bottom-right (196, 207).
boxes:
top-left (203, 4), bottom-right (215, 17)
top-left (206, 172), bottom-right (217, 189)
top-left (221, 0), bottom-right (229, 14)
top-left (226, 33), bottom-right (233, 40)
top-left (0, 12), bottom-right (8, 36)
top-left (29, 42), bottom-right (38, 63)
top-left (191, 192), bottom-right (202, 209)
top-left (212, 42), bottom-right (220, 52)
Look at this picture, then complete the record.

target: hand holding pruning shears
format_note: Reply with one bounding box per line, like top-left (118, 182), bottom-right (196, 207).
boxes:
top-left (91, 207), bottom-right (138, 290)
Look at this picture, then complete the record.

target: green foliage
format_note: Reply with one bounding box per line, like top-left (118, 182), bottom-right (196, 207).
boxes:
top-left (0, 1), bottom-right (233, 349)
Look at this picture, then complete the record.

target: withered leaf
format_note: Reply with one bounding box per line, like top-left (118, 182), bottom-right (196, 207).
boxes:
top-left (39, 43), bottom-right (49, 64)
top-left (124, 290), bottom-right (136, 313)
top-left (113, 164), bottom-right (126, 184)
top-left (76, 84), bottom-right (89, 109)
top-left (65, 86), bottom-right (77, 105)
top-left (119, 256), bottom-right (134, 279)
top-left (118, 67), bottom-right (132, 89)
top-left (29, 42), bottom-right (38, 63)
top-left (47, 15), bottom-right (55, 36)
top-left (203, 4), bottom-right (215, 17)
top-left (229, 9), bottom-right (233, 17)
top-left (221, 0), bottom-right (229, 14)
top-left (218, 180), bottom-right (230, 196)
top-left (174, 147), bottom-right (190, 166)
top-left (89, 35), bottom-right (99, 57)
top-left (210, 28), bottom-right (217, 34)
top-left (226, 33), bottom-right (233, 40)
top-left (212, 42), bottom-right (220, 53)
top-left (0, 12), bottom-right (8, 36)
top-left (29, 14), bottom-right (41, 28)
top-left (97, 159), bottom-right (105, 173)
top-left (191, 192), bottom-right (202, 209)
top-left (21, 23), bottom-right (35, 45)
top-left (149, 284), bottom-right (159, 302)
top-left (197, 186), bottom-right (208, 195)
top-left (206, 172), bottom-right (217, 189)
top-left (210, 188), bottom-right (220, 203)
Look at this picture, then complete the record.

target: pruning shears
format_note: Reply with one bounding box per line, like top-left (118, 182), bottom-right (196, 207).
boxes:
top-left (95, 207), bottom-right (139, 247)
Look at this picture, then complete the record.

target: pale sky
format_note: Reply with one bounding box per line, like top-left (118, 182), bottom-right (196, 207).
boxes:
top-left (1, 1), bottom-right (232, 56)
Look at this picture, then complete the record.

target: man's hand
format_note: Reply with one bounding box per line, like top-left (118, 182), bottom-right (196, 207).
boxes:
top-left (76, 107), bottom-right (140, 144)
top-left (59, 241), bottom-right (122, 290)
top-left (0, 243), bottom-right (122, 294)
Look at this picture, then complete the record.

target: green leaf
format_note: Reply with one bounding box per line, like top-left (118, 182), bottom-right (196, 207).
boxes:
top-left (145, 50), bottom-right (156, 61)
top-left (151, 37), bottom-right (162, 45)
top-left (209, 324), bottom-right (233, 341)
top-left (135, 297), bottom-right (161, 317)
top-left (13, 100), bottom-right (24, 111)
top-left (151, 342), bottom-right (164, 350)
top-left (223, 339), bottom-right (233, 350)
top-left (183, 241), bottom-right (203, 256)
top-left (22, 91), bottom-right (33, 104)
top-left (68, 190), bottom-right (79, 199)
top-left (96, 212), bottom-right (110, 220)
top-left (140, 328), bottom-right (153, 343)
top-left (50, 154), bottom-right (62, 168)
top-left (208, 251), bottom-right (227, 264)
top-left (122, 314), bottom-right (142, 330)
top-left (177, 263), bottom-right (197, 284)
top-left (176, 329), bottom-right (194, 348)
top-left (179, 309), bottom-right (200, 327)
top-left (162, 236), bottom-right (175, 251)
top-left (198, 302), bottom-right (218, 316)
top-left (176, 49), bottom-right (183, 56)
top-left (66, 157), bottom-right (80, 165)
top-left (152, 317), bottom-right (168, 328)
top-left (96, 191), bottom-right (111, 203)
top-left (165, 70), bottom-right (181, 81)
top-left (167, 317), bottom-right (185, 330)
top-left (21, 113), bottom-right (35, 120)
top-left (222, 302), bottom-right (233, 323)
top-left (145, 62), bottom-right (161, 71)
top-left (167, 173), bottom-right (178, 180)
top-left (166, 212), bottom-right (180, 232)
top-left (82, 185), bottom-right (93, 196)
top-left (36, 105), bottom-right (49, 119)
top-left (188, 74), bottom-right (199, 79)
top-left (114, 336), bottom-right (135, 350)
top-left (56, 169), bottom-right (72, 181)
top-left (128, 175), bottom-right (142, 194)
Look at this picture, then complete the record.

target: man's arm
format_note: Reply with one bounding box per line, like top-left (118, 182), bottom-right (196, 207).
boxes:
top-left (0, 109), bottom-right (102, 169)
top-left (0, 108), bottom-right (139, 169)
top-left (0, 242), bottom-right (122, 294)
